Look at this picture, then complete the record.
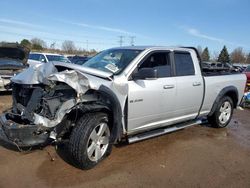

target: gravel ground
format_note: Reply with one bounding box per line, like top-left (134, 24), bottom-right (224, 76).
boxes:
top-left (0, 92), bottom-right (250, 188)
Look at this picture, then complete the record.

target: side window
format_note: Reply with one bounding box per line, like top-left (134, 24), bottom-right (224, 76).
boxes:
top-left (29, 54), bottom-right (40, 61)
top-left (174, 52), bottom-right (195, 76)
top-left (28, 54), bottom-right (33, 60)
top-left (139, 52), bottom-right (171, 78)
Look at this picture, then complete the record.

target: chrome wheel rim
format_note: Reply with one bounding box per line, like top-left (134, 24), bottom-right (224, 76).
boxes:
top-left (87, 122), bottom-right (110, 162)
top-left (219, 101), bottom-right (232, 124)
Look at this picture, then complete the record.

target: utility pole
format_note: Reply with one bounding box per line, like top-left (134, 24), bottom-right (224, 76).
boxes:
top-left (86, 40), bottom-right (89, 52)
top-left (118, 36), bottom-right (125, 47)
top-left (130, 36), bottom-right (136, 46)
top-left (50, 42), bottom-right (56, 49)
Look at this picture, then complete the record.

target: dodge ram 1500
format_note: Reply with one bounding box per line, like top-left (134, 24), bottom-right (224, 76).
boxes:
top-left (0, 46), bottom-right (246, 169)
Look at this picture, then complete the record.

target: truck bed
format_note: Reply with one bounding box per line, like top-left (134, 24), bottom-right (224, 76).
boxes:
top-left (199, 73), bottom-right (246, 116)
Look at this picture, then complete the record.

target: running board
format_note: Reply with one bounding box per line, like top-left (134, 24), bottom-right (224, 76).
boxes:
top-left (128, 119), bottom-right (202, 144)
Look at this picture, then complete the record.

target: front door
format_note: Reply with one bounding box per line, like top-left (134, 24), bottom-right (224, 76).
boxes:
top-left (127, 51), bottom-right (176, 133)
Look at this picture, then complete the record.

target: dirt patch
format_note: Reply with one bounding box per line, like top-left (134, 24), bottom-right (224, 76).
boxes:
top-left (0, 92), bottom-right (12, 112)
top-left (0, 93), bottom-right (250, 188)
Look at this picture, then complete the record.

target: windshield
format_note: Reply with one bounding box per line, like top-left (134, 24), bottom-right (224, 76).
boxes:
top-left (46, 55), bottom-right (70, 63)
top-left (0, 47), bottom-right (26, 61)
top-left (82, 49), bottom-right (142, 74)
top-left (0, 58), bottom-right (23, 65)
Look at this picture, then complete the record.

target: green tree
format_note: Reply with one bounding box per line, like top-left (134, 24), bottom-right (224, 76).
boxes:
top-left (32, 43), bottom-right (43, 50)
top-left (20, 39), bottom-right (31, 48)
top-left (201, 47), bottom-right (210, 61)
top-left (218, 45), bottom-right (230, 63)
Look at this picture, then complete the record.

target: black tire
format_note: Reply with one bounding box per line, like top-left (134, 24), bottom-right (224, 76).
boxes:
top-left (208, 96), bottom-right (234, 128)
top-left (69, 112), bottom-right (112, 170)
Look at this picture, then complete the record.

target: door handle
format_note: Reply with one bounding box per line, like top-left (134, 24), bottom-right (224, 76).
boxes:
top-left (193, 82), bottom-right (201, 86)
top-left (163, 85), bottom-right (175, 89)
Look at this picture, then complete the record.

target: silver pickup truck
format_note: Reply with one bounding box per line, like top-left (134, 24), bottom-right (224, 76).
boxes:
top-left (0, 46), bottom-right (246, 169)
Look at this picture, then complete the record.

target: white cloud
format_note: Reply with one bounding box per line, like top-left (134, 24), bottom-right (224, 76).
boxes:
top-left (0, 18), bottom-right (42, 29)
top-left (73, 22), bottom-right (133, 35)
top-left (57, 19), bottom-right (150, 39)
top-left (180, 25), bottom-right (247, 48)
top-left (187, 28), bottom-right (224, 43)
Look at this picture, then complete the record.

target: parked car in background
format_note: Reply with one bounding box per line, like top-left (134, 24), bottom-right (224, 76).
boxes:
top-left (232, 63), bottom-right (248, 73)
top-left (201, 61), bottom-right (237, 72)
top-left (67, 55), bottom-right (91, 65)
top-left (0, 42), bottom-right (29, 91)
top-left (201, 61), bottom-right (212, 69)
top-left (28, 52), bottom-right (71, 66)
top-left (243, 65), bottom-right (250, 90)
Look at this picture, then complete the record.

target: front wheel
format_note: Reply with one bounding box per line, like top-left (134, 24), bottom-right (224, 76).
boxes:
top-left (208, 96), bottom-right (234, 128)
top-left (69, 112), bottom-right (112, 169)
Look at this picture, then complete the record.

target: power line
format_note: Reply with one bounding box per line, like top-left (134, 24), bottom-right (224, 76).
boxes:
top-left (130, 36), bottom-right (136, 46)
top-left (118, 36), bottom-right (125, 47)
top-left (0, 30), bottom-right (117, 45)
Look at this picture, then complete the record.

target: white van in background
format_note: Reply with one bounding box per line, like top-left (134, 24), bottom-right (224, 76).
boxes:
top-left (28, 52), bottom-right (71, 66)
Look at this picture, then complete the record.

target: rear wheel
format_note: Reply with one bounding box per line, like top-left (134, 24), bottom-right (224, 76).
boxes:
top-left (69, 112), bottom-right (112, 169)
top-left (208, 96), bottom-right (234, 128)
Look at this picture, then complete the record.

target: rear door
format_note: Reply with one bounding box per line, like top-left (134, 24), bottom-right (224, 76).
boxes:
top-left (173, 51), bottom-right (203, 122)
top-left (127, 51), bottom-right (176, 133)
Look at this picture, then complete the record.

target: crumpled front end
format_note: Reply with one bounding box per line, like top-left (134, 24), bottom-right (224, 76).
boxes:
top-left (0, 114), bottom-right (49, 147)
top-left (0, 62), bottom-right (118, 147)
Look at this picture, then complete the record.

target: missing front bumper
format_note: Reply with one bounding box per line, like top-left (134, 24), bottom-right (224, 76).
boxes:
top-left (0, 114), bottom-right (49, 147)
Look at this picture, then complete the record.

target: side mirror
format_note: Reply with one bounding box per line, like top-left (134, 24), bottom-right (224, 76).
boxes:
top-left (132, 68), bottom-right (158, 80)
top-left (41, 58), bottom-right (46, 63)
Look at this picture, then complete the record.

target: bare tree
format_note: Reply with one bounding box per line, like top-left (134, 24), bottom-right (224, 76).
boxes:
top-left (62, 40), bottom-right (76, 53)
top-left (211, 51), bottom-right (219, 62)
top-left (197, 45), bottom-right (203, 56)
top-left (230, 47), bottom-right (246, 63)
top-left (30, 38), bottom-right (47, 50)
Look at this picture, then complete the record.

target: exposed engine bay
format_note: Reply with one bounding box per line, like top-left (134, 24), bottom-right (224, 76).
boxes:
top-left (10, 83), bottom-right (77, 123)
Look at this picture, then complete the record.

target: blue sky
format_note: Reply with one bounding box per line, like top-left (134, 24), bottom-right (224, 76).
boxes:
top-left (0, 0), bottom-right (249, 54)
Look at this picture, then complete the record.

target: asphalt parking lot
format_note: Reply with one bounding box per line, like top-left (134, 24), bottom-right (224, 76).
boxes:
top-left (0, 92), bottom-right (250, 188)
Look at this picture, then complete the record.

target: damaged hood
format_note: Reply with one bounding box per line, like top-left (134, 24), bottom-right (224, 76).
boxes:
top-left (52, 61), bottom-right (113, 79)
top-left (11, 62), bottom-right (113, 94)
top-left (0, 42), bottom-right (30, 66)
